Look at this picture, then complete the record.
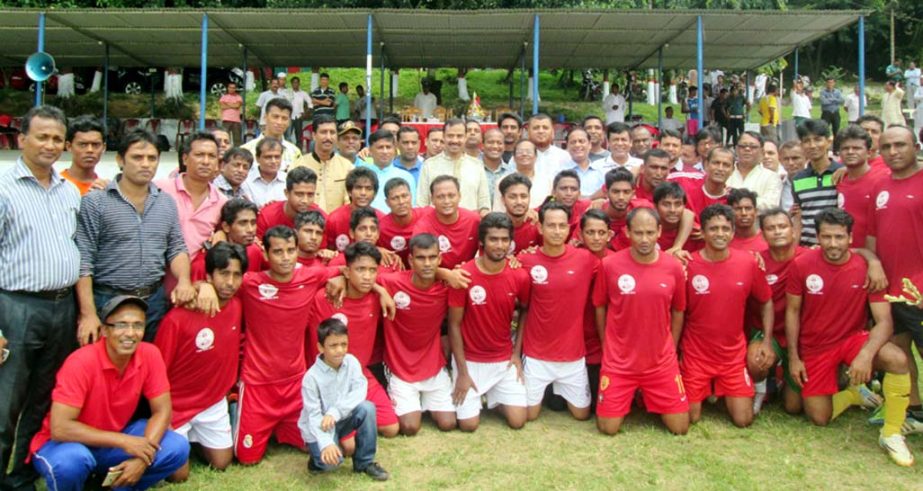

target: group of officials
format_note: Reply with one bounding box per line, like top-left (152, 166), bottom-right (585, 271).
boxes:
top-left (1, 97), bottom-right (922, 491)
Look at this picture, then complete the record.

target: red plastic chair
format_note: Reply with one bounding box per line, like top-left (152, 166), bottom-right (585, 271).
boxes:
top-left (144, 118), bottom-right (161, 135)
top-left (301, 125), bottom-right (313, 153)
top-left (175, 119), bottom-right (194, 151)
top-left (123, 118), bottom-right (141, 132)
top-left (243, 119), bottom-right (258, 143)
top-left (205, 118), bottom-right (219, 131)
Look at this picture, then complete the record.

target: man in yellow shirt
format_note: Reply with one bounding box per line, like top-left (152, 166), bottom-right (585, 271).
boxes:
top-left (759, 84), bottom-right (780, 142)
top-left (289, 115), bottom-right (355, 213)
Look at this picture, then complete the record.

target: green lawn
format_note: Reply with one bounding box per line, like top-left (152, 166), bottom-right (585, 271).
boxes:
top-left (153, 401), bottom-right (923, 491)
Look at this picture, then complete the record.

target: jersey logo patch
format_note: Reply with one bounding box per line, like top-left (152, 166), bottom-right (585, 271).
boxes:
top-left (806, 274), bottom-right (824, 294)
top-left (876, 190), bottom-right (890, 209)
top-left (470, 285), bottom-right (487, 305)
top-left (257, 283), bottom-right (279, 300)
top-left (335, 234), bottom-right (351, 251)
top-left (600, 375), bottom-right (610, 391)
top-left (837, 192), bottom-right (845, 209)
top-left (618, 274), bottom-right (636, 294)
top-left (331, 312), bottom-right (349, 326)
top-left (195, 327), bottom-right (215, 352)
top-left (530, 265), bottom-right (549, 285)
top-left (394, 291), bottom-right (411, 310)
top-left (438, 235), bottom-right (452, 253)
top-left (765, 274), bottom-right (779, 286)
top-left (390, 236), bottom-right (407, 251)
top-left (691, 274), bottom-right (710, 294)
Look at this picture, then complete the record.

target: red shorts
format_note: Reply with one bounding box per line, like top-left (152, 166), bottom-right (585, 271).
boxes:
top-left (597, 360), bottom-right (689, 418)
top-left (680, 352), bottom-right (754, 403)
top-left (801, 331), bottom-right (869, 398)
top-left (234, 380), bottom-right (304, 464)
top-left (367, 375), bottom-right (399, 427)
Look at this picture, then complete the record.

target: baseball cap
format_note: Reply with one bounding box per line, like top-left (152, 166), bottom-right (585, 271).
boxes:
top-left (98, 295), bottom-right (148, 324)
top-left (338, 120), bottom-right (363, 137)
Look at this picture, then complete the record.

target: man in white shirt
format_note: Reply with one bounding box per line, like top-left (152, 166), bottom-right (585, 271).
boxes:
top-left (904, 61), bottom-right (921, 109)
top-left (725, 131), bottom-right (782, 210)
top-left (417, 118), bottom-right (491, 214)
top-left (524, 113), bottom-right (569, 176)
top-left (288, 76), bottom-right (312, 145)
top-left (255, 78), bottom-right (281, 126)
top-left (241, 98), bottom-right (302, 173)
top-left (600, 122), bottom-right (642, 173)
top-left (843, 85), bottom-right (865, 124)
top-left (413, 83), bottom-right (438, 120)
top-left (791, 79), bottom-right (812, 124)
top-left (660, 106), bottom-right (685, 134)
top-left (602, 84), bottom-right (626, 125)
top-left (242, 137), bottom-right (287, 208)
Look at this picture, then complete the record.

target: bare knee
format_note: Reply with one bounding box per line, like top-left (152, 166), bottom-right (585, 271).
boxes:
top-left (730, 411), bottom-right (754, 428)
top-left (209, 453), bottom-right (234, 471)
top-left (597, 418), bottom-right (622, 435)
top-left (378, 424), bottom-right (400, 438)
top-left (169, 463), bottom-right (190, 483)
top-left (458, 417), bottom-right (479, 432)
top-left (432, 413), bottom-right (457, 432)
top-left (878, 343), bottom-right (910, 374)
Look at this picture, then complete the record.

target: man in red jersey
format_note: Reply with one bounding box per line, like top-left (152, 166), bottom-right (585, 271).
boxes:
top-left (295, 210), bottom-right (335, 268)
top-left (678, 204), bottom-right (772, 428)
top-left (787, 208), bottom-right (912, 466)
top-left (499, 173), bottom-right (540, 254)
top-left (190, 199), bottom-right (264, 281)
top-left (412, 176), bottom-right (481, 270)
top-left (155, 243), bottom-right (246, 480)
top-left (326, 167), bottom-right (380, 252)
top-left (578, 209), bottom-right (614, 410)
top-left (857, 114), bottom-right (887, 169)
top-left (378, 178), bottom-right (431, 264)
top-left (593, 207), bottom-right (689, 435)
top-left (653, 182), bottom-right (702, 259)
top-left (515, 202), bottom-right (598, 421)
top-left (835, 125), bottom-right (890, 248)
top-left (634, 148), bottom-right (673, 202)
top-left (448, 213), bottom-right (531, 431)
top-left (233, 226), bottom-right (339, 465)
top-left (326, 208), bottom-right (401, 275)
top-left (676, 147), bottom-right (734, 216)
top-left (306, 242), bottom-right (400, 438)
top-left (867, 125), bottom-right (923, 431)
top-left (255, 167), bottom-right (325, 240)
top-left (601, 168), bottom-right (694, 252)
top-left (378, 234), bottom-right (458, 435)
top-left (728, 188), bottom-right (769, 253)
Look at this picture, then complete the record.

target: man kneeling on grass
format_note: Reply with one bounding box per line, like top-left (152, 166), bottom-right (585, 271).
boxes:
top-left (299, 318), bottom-right (389, 481)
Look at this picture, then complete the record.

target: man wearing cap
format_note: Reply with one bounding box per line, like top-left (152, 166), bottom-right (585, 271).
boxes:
top-left (336, 120), bottom-right (365, 165)
top-left (29, 295), bottom-right (189, 491)
top-left (290, 114), bottom-right (355, 213)
top-left (0, 105), bottom-right (82, 490)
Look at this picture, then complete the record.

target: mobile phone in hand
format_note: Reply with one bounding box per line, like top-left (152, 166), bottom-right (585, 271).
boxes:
top-left (102, 469), bottom-right (123, 487)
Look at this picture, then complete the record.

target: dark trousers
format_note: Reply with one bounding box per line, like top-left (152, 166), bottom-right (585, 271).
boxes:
top-left (93, 285), bottom-right (167, 342)
top-left (821, 110), bottom-right (841, 135)
top-left (0, 290), bottom-right (76, 490)
top-left (307, 401), bottom-right (378, 472)
top-left (727, 118), bottom-right (744, 146)
top-left (223, 120), bottom-right (242, 147)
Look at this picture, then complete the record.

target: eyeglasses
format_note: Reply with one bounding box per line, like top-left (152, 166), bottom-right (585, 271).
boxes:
top-left (106, 322), bottom-right (146, 332)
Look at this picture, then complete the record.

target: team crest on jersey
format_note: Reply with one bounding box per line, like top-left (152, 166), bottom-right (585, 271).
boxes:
top-left (394, 291), bottom-right (411, 310)
top-left (691, 274), bottom-right (710, 294)
top-left (508, 240), bottom-right (516, 254)
top-left (765, 274), bottom-right (779, 286)
top-left (469, 285), bottom-right (487, 305)
top-left (332, 313), bottom-right (349, 325)
top-left (876, 190), bottom-right (890, 209)
top-left (617, 274), bottom-right (636, 294)
top-left (390, 236), bottom-right (407, 251)
top-left (195, 327), bottom-right (215, 352)
top-left (438, 235), bottom-right (452, 253)
top-left (242, 434), bottom-right (253, 448)
top-left (530, 265), bottom-right (549, 284)
top-left (600, 375), bottom-right (610, 391)
top-left (257, 283), bottom-right (279, 300)
top-left (837, 192), bottom-right (845, 208)
top-left (335, 234), bottom-right (351, 251)
top-left (806, 274), bottom-right (824, 294)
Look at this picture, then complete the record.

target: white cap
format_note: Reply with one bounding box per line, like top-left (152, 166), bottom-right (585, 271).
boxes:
top-left (277, 72), bottom-right (287, 78)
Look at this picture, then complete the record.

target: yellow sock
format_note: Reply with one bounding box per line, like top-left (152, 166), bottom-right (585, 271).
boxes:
top-left (832, 388), bottom-right (860, 421)
top-left (882, 373), bottom-right (911, 437)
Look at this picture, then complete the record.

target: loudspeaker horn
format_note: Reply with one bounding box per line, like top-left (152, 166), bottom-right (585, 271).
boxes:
top-left (25, 51), bottom-right (56, 82)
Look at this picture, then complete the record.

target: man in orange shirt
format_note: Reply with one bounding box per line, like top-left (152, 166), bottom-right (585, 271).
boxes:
top-left (62, 115), bottom-right (105, 196)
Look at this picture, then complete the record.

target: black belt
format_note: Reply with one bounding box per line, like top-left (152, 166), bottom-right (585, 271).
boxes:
top-left (2, 288), bottom-right (72, 301)
top-left (95, 281), bottom-right (162, 299)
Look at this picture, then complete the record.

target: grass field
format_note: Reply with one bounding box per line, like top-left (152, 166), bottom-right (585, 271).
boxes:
top-left (159, 400), bottom-right (923, 491)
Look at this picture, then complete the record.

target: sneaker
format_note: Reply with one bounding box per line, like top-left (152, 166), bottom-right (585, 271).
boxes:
top-left (753, 381), bottom-right (768, 415)
top-left (879, 433), bottom-right (915, 467)
top-left (868, 405), bottom-right (884, 426)
top-left (855, 384), bottom-right (883, 410)
top-left (902, 415), bottom-right (923, 435)
top-left (356, 462), bottom-right (389, 481)
top-left (307, 457), bottom-right (324, 474)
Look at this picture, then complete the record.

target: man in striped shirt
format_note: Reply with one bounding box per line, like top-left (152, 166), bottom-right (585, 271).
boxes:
top-left (0, 105), bottom-right (81, 490)
top-left (76, 129), bottom-right (196, 346)
top-left (792, 119), bottom-right (842, 245)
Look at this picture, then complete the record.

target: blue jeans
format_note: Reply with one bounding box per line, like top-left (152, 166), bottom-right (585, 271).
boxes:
top-left (307, 401), bottom-right (377, 472)
top-left (32, 419), bottom-right (189, 491)
top-left (93, 286), bottom-right (167, 342)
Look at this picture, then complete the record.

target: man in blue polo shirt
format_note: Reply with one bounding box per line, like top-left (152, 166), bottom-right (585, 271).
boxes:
top-left (358, 129), bottom-right (415, 213)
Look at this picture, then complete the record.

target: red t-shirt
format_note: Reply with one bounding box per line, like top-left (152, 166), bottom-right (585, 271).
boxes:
top-left (153, 299), bottom-right (242, 428)
top-left (306, 289), bottom-right (382, 370)
top-left (787, 249), bottom-right (885, 357)
top-left (518, 246), bottom-right (598, 361)
top-left (326, 253), bottom-right (400, 275)
top-left (634, 177), bottom-right (655, 202)
top-left (682, 249), bottom-right (771, 363)
top-left (324, 205), bottom-right (383, 252)
top-left (581, 198), bottom-right (654, 250)
top-left (30, 341), bottom-right (169, 455)
top-left (448, 260), bottom-right (531, 363)
top-left (592, 250), bottom-right (686, 374)
top-left (239, 266), bottom-right (335, 385)
top-left (298, 254), bottom-right (329, 269)
top-left (837, 165), bottom-right (890, 248)
top-left (190, 243), bottom-right (265, 282)
top-left (747, 246), bottom-right (809, 346)
top-left (868, 154), bottom-right (886, 170)
top-left (511, 220), bottom-right (541, 255)
top-left (378, 208), bottom-right (432, 264)
top-left (868, 169), bottom-right (923, 295)
top-left (411, 208), bottom-right (481, 270)
top-left (657, 225), bottom-right (704, 253)
top-left (674, 175), bottom-right (729, 216)
top-left (582, 248), bottom-right (616, 365)
top-left (378, 271), bottom-right (448, 382)
top-left (730, 233), bottom-right (769, 253)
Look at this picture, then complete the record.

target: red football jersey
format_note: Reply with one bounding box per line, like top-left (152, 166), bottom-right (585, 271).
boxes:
top-left (324, 205), bottom-right (384, 252)
top-left (378, 271), bottom-right (448, 382)
top-left (411, 208), bottom-right (481, 270)
top-left (326, 252), bottom-right (400, 275)
top-left (378, 207), bottom-right (432, 264)
top-left (748, 246), bottom-right (809, 346)
top-left (154, 299), bottom-right (242, 428)
top-left (256, 200), bottom-right (326, 243)
top-left (837, 165), bottom-right (890, 248)
top-left (787, 248), bottom-right (885, 357)
top-left (448, 260), bottom-right (531, 363)
top-left (306, 289), bottom-right (382, 371)
top-left (518, 246), bottom-right (598, 361)
top-left (730, 233), bottom-right (769, 254)
top-left (592, 250), bottom-right (686, 374)
top-left (511, 220), bottom-right (541, 255)
top-left (582, 248), bottom-right (616, 365)
top-left (867, 169), bottom-right (923, 296)
top-left (191, 243), bottom-right (264, 282)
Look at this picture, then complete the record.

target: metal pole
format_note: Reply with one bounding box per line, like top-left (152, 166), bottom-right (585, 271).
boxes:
top-left (103, 43), bottom-right (109, 136)
top-left (365, 14), bottom-right (372, 146)
top-left (696, 15), bottom-right (704, 131)
top-left (379, 46), bottom-right (385, 121)
top-left (628, 71), bottom-right (634, 120)
top-left (199, 13), bottom-right (208, 130)
top-left (532, 15), bottom-right (540, 115)
top-left (794, 47), bottom-right (800, 81)
top-left (658, 47), bottom-right (663, 129)
top-left (520, 46), bottom-right (526, 118)
top-left (34, 12), bottom-right (45, 107)
top-left (509, 70), bottom-right (514, 110)
top-left (150, 74), bottom-right (155, 118)
top-left (859, 16), bottom-right (866, 116)
top-left (242, 47), bottom-right (248, 121)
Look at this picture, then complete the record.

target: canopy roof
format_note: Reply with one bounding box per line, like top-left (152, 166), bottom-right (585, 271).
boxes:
top-left (0, 8), bottom-right (866, 71)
